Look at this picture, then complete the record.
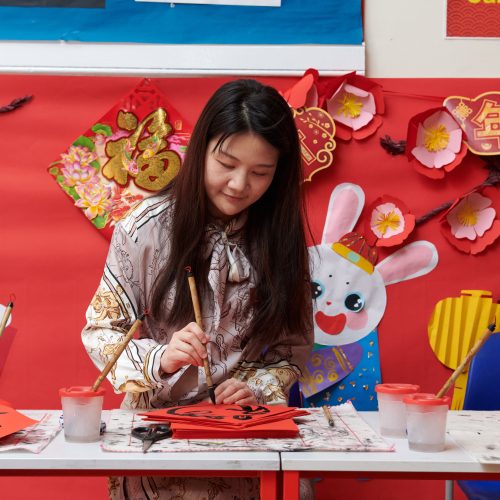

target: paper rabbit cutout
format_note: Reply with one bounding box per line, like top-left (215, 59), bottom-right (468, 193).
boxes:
top-left (301, 183), bottom-right (439, 409)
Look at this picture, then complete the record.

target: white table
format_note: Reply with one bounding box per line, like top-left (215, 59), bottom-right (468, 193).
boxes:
top-left (281, 412), bottom-right (500, 500)
top-left (0, 411), bottom-right (280, 500)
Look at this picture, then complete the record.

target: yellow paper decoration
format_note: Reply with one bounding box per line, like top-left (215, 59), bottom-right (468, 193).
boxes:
top-left (428, 290), bottom-right (499, 409)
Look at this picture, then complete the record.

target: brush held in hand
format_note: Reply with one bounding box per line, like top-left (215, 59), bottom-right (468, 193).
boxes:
top-left (185, 267), bottom-right (216, 404)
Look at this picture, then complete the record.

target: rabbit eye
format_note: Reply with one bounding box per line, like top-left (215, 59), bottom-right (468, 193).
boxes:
top-left (311, 281), bottom-right (324, 299)
top-left (344, 292), bottom-right (365, 312)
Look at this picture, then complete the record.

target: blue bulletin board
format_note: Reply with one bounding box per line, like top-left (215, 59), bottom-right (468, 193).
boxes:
top-left (0, 0), bottom-right (362, 45)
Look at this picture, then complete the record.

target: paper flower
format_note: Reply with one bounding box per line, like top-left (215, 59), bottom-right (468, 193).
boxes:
top-left (440, 186), bottom-right (500, 254)
top-left (324, 74), bottom-right (384, 141)
top-left (365, 196), bottom-right (415, 247)
top-left (280, 68), bottom-right (319, 109)
top-left (407, 107), bottom-right (468, 179)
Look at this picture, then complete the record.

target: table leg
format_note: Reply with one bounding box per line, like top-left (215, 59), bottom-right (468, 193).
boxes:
top-left (260, 471), bottom-right (277, 500)
top-left (282, 471), bottom-right (300, 500)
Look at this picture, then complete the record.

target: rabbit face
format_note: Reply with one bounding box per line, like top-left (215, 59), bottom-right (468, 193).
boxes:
top-left (310, 247), bottom-right (387, 346)
top-left (308, 183), bottom-right (438, 350)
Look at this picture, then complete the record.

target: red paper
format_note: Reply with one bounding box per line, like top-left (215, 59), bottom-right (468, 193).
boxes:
top-left (0, 405), bottom-right (39, 439)
top-left (170, 418), bottom-right (300, 439)
top-left (140, 404), bottom-right (308, 429)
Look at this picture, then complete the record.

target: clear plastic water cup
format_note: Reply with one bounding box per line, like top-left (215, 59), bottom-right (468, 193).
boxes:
top-left (404, 393), bottom-right (450, 452)
top-left (59, 386), bottom-right (105, 443)
top-left (375, 383), bottom-right (420, 437)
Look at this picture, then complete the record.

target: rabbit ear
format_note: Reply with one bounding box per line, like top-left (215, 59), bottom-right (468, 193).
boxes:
top-left (376, 241), bottom-right (439, 286)
top-left (322, 183), bottom-right (365, 245)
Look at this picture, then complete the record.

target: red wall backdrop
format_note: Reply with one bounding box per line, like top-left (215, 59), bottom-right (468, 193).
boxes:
top-left (1, 75), bottom-right (498, 499)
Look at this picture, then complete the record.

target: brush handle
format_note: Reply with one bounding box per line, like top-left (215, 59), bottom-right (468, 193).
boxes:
top-left (91, 315), bottom-right (144, 392)
top-left (0, 302), bottom-right (13, 338)
top-left (436, 321), bottom-right (496, 398)
top-left (186, 274), bottom-right (215, 392)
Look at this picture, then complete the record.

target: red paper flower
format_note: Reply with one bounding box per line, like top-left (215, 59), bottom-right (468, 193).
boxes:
top-left (280, 68), bottom-right (319, 109)
top-left (440, 186), bottom-right (500, 255)
top-left (406, 107), bottom-right (468, 179)
top-left (324, 73), bottom-right (384, 141)
top-left (365, 196), bottom-right (415, 247)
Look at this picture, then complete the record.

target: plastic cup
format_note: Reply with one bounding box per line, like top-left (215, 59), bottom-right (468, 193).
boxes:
top-left (404, 393), bottom-right (450, 452)
top-left (59, 386), bottom-right (105, 443)
top-left (375, 383), bottom-right (420, 437)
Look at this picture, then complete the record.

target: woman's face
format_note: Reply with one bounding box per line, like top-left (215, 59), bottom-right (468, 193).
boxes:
top-left (204, 132), bottom-right (278, 221)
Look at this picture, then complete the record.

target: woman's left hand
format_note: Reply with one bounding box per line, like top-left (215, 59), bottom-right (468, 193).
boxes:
top-left (214, 379), bottom-right (258, 405)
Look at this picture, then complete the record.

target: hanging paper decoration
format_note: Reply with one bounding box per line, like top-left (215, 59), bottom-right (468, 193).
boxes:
top-left (280, 70), bottom-right (336, 182)
top-left (428, 289), bottom-right (499, 409)
top-left (48, 79), bottom-right (190, 239)
top-left (439, 185), bottom-right (500, 255)
top-left (444, 92), bottom-right (500, 156)
top-left (406, 107), bottom-right (468, 179)
top-left (365, 195), bottom-right (415, 247)
top-left (303, 183), bottom-right (438, 410)
top-left (294, 107), bottom-right (336, 182)
top-left (324, 73), bottom-right (384, 142)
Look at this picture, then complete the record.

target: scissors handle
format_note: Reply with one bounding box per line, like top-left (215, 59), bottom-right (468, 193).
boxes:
top-left (132, 424), bottom-right (172, 452)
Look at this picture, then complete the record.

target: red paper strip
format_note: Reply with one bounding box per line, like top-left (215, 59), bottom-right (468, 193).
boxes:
top-left (140, 404), bottom-right (308, 429)
top-left (170, 418), bottom-right (299, 439)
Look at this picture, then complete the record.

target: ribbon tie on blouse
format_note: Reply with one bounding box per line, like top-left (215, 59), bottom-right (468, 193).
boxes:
top-left (204, 213), bottom-right (251, 333)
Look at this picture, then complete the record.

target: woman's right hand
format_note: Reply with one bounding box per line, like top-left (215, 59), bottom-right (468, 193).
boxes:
top-left (160, 322), bottom-right (209, 374)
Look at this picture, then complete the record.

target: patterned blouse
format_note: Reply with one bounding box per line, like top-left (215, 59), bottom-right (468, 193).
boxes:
top-left (82, 195), bottom-right (313, 409)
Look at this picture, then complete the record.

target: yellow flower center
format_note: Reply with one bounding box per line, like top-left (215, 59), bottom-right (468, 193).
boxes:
top-left (424, 124), bottom-right (450, 152)
top-left (337, 92), bottom-right (362, 118)
top-left (375, 211), bottom-right (401, 235)
top-left (457, 202), bottom-right (478, 227)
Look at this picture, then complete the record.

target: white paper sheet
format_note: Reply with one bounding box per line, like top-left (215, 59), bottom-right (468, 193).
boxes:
top-left (102, 402), bottom-right (394, 453)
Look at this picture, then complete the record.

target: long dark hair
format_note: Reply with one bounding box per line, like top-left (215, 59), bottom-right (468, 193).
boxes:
top-left (150, 79), bottom-right (312, 346)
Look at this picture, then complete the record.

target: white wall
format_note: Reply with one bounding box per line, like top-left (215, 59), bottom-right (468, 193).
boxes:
top-left (364, 0), bottom-right (500, 77)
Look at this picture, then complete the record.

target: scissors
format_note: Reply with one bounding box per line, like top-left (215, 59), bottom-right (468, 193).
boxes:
top-left (132, 424), bottom-right (172, 452)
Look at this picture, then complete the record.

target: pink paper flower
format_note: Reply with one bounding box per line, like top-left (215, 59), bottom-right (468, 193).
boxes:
top-left (407, 108), bottom-right (467, 179)
top-left (75, 182), bottom-right (113, 220)
top-left (365, 196), bottom-right (415, 247)
top-left (440, 186), bottom-right (500, 255)
top-left (324, 74), bottom-right (384, 141)
top-left (446, 192), bottom-right (495, 240)
top-left (328, 83), bottom-right (374, 131)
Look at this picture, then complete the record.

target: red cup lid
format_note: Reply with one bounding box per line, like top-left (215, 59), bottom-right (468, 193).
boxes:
top-left (403, 393), bottom-right (450, 406)
top-left (59, 386), bottom-right (105, 398)
top-left (375, 383), bottom-right (421, 394)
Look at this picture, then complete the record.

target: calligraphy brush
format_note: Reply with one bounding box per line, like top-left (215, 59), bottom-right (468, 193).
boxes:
top-left (0, 300), bottom-right (14, 338)
top-left (185, 267), bottom-right (216, 405)
top-left (436, 318), bottom-right (497, 398)
top-left (91, 312), bottom-right (146, 392)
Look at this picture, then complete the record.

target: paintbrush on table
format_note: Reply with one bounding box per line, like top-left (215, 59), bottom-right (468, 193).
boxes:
top-left (436, 319), bottom-right (497, 398)
top-left (322, 405), bottom-right (335, 427)
top-left (185, 267), bottom-right (216, 405)
top-left (91, 313), bottom-right (146, 392)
